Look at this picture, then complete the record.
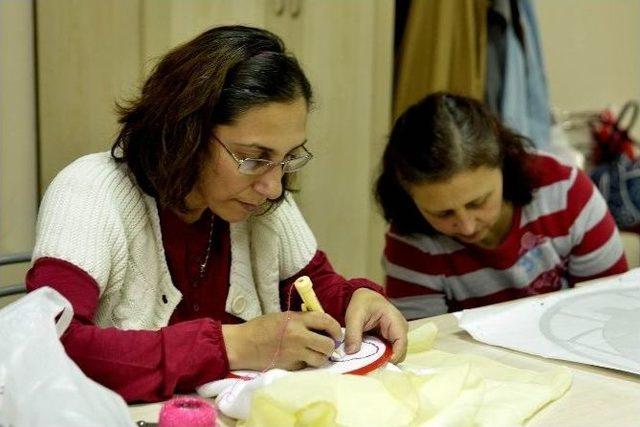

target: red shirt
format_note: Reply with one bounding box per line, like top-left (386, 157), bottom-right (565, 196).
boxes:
top-left (26, 207), bottom-right (381, 403)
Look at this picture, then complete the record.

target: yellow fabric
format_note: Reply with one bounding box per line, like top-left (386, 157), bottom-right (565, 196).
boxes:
top-left (394, 0), bottom-right (488, 118)
top-left (407, 321), bottom-right (438, 354)
top-left (240, 323), bottom-right (571, 427)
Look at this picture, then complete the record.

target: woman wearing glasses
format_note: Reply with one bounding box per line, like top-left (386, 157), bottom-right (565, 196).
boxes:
top-left (26, 26), bottom-right (407, 403)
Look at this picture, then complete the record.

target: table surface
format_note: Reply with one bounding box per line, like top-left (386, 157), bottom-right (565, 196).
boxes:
top-left (130, 292), bottom-right (640, 426)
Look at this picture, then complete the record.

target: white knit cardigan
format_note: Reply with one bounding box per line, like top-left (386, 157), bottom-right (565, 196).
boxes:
top-left (33, 152), bottom-right (318, 330)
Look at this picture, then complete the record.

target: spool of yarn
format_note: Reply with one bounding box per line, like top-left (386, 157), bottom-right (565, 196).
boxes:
top-left (158, 396), bottom-right (217, 427)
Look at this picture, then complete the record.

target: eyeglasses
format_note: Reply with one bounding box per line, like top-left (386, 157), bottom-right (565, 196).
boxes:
top-left (212, 134), bottom-right (313, 176)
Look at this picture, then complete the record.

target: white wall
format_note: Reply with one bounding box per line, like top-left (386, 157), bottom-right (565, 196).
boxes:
top-left (536, 0), bottom-right (640, 117)
top-left (536, 1), bottom-right (640, 267)
top-left (0, 0), bottom-right (37, 293)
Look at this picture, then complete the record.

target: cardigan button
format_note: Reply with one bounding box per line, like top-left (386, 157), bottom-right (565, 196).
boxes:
top-left (114, 305), bottom-right (128, 319)
top-left (231, 296), bottom-right (247, 314)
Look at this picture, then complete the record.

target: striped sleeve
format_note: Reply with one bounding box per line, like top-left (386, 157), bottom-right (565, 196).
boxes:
top-left (383, 232), bottom-right (449, 319)
top-left (567, 169), bottom-right (628, 282)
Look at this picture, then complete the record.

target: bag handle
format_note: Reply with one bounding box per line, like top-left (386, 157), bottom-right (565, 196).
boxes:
top-left (616, 101), bottom-right (639, 133)
top-left (37, 286), bottom-right (74, 337)
top-left (55, 301), bottom-right (73, 337)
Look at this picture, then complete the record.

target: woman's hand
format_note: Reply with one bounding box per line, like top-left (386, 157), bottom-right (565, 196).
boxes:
top-left (222, 311), bottom-right (342, 371)
top-left (344, 288), bottom-right (408, 363)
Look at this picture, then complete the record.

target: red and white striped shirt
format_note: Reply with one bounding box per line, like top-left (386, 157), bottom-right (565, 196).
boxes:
top-left (384, 153), bottom-right (628, 319)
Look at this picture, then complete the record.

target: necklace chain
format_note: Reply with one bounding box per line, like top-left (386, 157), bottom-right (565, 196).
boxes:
top-left (198, 217), bottom-right (215, 279)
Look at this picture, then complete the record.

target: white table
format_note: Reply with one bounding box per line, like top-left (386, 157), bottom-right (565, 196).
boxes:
top-left (130, 298), bottom-right (640, 426)
top-left (410, 311), bottom-right (640, 426)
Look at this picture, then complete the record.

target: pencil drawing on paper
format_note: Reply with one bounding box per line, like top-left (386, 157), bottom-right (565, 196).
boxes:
top-left (539, 288), bottom-right (640, 370)
top-left (330, 340), bottom-right (382, 363)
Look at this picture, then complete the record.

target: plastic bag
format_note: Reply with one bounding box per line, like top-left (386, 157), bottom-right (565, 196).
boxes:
top-left (0, 287), bottom-right (133, 426)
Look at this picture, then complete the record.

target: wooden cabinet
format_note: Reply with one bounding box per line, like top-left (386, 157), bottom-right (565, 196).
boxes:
top-left (285, 1), bottom-right (393, 281)
top-left (37, 0), bottom-right (143, 193)
top-left (36, 0), bottom-right (393, 281)
top-left (1, 0), bottom-right (38, 297)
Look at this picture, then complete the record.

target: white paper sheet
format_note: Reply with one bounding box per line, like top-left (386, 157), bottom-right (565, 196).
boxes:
top-left (456, 269), bottom-right (640, 374)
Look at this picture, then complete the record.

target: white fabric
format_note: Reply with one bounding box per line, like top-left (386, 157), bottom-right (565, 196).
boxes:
top-left (32, 152), bottom-right (317, 329)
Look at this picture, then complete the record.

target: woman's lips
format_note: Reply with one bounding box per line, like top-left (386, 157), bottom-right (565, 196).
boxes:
top-left (456, 230), bottom-right (483, 242)
top-left (238, 200), bottom-right (260, 212)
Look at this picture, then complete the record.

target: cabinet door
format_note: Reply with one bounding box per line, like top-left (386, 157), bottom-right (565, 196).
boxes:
top-left (140, 0), bottom-right (298, 71)
top-left (1, 0), bottom-right (37, 301)
top-left (288, 0), bottom-right (393, 281)
top-left (37, 0), bottom-right (272, 192)
top-left (141, 0), bottom-right (272, 74)
top-left (37, 0), bottom-right (143, 192)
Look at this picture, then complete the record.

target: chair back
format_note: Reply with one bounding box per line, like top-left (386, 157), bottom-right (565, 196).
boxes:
top-left (0, 252), bottom-right (31, 297)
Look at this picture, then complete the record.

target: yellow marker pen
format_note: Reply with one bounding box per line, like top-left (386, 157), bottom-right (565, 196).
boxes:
top-left (294, 276), bottom-right (325, 313)
top-left (293, 276), bottom-right (345, 358)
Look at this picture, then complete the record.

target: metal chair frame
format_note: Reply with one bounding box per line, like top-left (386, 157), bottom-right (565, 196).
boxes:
top-left (0, 252), bottom-right (31, 297)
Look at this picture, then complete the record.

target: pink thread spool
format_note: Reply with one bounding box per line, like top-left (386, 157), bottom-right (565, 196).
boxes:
top-left (158, 396), bottom-right (217, 427)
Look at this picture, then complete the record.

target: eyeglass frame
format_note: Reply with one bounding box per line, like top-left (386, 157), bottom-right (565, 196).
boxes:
top-left (211, 134), bottom-right (313, 175)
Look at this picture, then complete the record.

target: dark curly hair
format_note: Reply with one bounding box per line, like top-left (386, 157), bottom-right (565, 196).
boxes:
top-left (375, 92), bottom-right (536, 236)
top-left (112, 26), bottom-right (312, 212)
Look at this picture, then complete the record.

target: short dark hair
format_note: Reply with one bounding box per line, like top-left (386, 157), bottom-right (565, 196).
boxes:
top-left (112, 25), bottom-right (313, 211)
top-left (375, 92), bottom-right (535, 236)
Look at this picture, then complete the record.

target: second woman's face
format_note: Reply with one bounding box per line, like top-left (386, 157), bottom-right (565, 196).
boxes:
top-left (187, 97), bottom-right (308, 223)
top-left (407, 166), bottom-right (508, 247)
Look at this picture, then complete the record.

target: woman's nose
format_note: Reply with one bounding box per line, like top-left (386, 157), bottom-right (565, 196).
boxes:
top-left (455, 212), bottom-right (476, 235)
top-left (253, 165), bottom-right (283, 200)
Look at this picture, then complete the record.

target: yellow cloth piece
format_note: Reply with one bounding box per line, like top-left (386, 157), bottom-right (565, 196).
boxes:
top-left (407, 322), bottom-right (438, 354)
top-left (241, 323), bottom-right (572, 427)
top-left (241, 371), bottom-right (417, 427)
top-left (401, 351), bottom-right (571, 427)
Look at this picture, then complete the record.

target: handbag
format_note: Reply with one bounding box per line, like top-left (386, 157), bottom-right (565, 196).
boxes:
top-left (589, 101), bottom-right (640, 230)
top-left (590, 101), bottom-right (638, 164)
